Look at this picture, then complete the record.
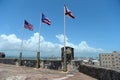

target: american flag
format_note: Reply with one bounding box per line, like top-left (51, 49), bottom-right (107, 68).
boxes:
top-left (41, 13), bottom-right (51, 25)
top-left (24, 20), bottom-right (33, 31)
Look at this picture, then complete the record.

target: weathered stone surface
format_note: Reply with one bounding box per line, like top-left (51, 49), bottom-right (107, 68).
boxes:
top-left (78, 64), bottom-right (120, 80)
top-left (0, 58), bottom-right (17, 65)
top-left (1, 58), bottom-right (120, 80)
top-left (0, 58), bottom-right (62, 70)
top-left (0, 63), bottom-right (97, 80)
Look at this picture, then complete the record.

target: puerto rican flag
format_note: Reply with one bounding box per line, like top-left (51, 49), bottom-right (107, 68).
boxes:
top-left (64, 4), bottom-right (75, 19)
top-left (24, 20), bottom-right (33, 31)
top-left (41, 13), bottom-right (51, 25)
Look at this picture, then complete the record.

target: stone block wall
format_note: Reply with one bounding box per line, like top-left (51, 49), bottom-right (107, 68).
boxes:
top-left (2, 58), bottom-right (120, 80)
top-left (21, 59), bottom-right (37, 67)
top-left (0, 58), bottom-right (62, 70)
top-left (41, 60), bottom-right (62, 70)
top-left (0, 58), bottom-right (17, 65)
top-left (78, 64), bottom-right (120, 80)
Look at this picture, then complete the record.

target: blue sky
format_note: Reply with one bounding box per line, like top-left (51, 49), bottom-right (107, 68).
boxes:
top-left (0, 0), bottom-right (120, 57)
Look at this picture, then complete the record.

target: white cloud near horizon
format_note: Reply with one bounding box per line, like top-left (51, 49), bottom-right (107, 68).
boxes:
top-left (0, 34), bottom-right (21, 50)
top-left (0, 33), bottom-right (104, 57)
top-left (55, 34), bottom-right (103, 54)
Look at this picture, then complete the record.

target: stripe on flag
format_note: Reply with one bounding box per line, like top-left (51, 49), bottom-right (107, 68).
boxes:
top-left (24, 20), bottom-right (33, 31)
top-left (41, 13), bottom-right (51, 25)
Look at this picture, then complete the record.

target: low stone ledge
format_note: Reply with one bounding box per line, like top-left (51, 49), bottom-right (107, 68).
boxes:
top-left (78, 64), bottom-right (120, 80)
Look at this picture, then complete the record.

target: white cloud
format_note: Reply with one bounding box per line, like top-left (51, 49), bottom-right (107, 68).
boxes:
top-left (56, 34), bottom-right (68, 43)
top-left (0, 34), bottom-right (21, 50)
top-left (73, 41), bottom-right (103, 53)
top-left (0, 33), bottom-right (104, 57)
top-left (55, 34), bottom-right (103, 54)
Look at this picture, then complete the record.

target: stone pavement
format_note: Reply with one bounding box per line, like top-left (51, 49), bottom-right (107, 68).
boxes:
top-left (0, 63), bottom-right (97, 80)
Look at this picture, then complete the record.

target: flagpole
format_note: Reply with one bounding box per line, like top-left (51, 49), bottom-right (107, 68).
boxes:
top-left (19, 22), bottom-right (25, 66)
top-left (63, 5), bottom-right (67, 72)
top-left (36, 14), bottom-right (42, 69)
top-left (38, 15), bottom-right (42, 52)
top-left (21, 25), bottom-right (24, 53)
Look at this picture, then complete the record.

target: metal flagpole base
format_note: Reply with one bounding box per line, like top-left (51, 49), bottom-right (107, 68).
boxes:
top-left (19, 52), bottom-right (22, 66)
top-left (63, 50), bottom-right (67, 72)
top-left (36, 52), bottom-right (40, 68)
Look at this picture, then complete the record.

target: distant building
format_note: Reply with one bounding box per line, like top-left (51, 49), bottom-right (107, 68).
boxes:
top-left (99, 51), bottom-right (120, 70)
top-left (91, 60), bottom-right (99, 66)
top-left (82, 59), bottom-right (89, 64)
top-left (80, 58), bottom-right (100, 66)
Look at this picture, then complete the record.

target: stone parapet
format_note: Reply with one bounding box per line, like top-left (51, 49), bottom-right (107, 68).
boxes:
top-left (78, 64), bottom-right (120, 80)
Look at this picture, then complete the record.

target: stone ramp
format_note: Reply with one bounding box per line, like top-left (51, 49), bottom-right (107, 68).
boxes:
top-left (0, 63), bottom-right (97, 80)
